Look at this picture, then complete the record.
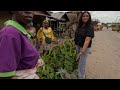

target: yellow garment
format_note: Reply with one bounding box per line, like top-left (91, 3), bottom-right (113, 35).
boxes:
top-left (37, 27), bottom-right (54, 45)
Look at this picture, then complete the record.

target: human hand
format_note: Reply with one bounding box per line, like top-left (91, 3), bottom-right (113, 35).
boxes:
top-left (35, 59), bottom-right (44, 68)
top-left (76, 52), bottom-right (83, 61)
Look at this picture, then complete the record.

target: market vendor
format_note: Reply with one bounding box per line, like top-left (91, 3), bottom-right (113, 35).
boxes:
top-left (0, 11), bottom-right (44, 79)
top-left (37, 20), bottom-right (55, 54)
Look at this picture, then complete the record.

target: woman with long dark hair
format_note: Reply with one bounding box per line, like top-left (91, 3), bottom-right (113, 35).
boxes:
top-left (74, 11), bottom-right (94, 79)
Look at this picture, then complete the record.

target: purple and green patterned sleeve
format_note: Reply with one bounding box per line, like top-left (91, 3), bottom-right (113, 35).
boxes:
top-left (0, 35), bottom-right (21, 77)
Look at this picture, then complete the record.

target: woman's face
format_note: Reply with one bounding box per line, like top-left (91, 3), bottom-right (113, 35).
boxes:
top-left (82, 13), bottom-right (90, 23)
top-left (15, 11), bottom-right (34, 25)
top-left (43, 22), bottom-right (49, 28)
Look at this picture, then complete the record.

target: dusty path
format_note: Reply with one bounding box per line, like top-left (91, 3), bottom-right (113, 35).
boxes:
top-left (86, 27), bottom-right (120, 79)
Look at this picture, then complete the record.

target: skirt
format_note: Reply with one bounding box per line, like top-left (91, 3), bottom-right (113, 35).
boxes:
top-left (12, 59), bottom-right (44, 79)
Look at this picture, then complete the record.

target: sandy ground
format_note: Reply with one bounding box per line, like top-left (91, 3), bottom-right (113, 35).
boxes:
top-left (86, 27), bottom-right (120, 79)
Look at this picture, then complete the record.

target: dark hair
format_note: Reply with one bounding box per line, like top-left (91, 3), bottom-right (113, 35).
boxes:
top-left (77, 11), bottom-right (92, 29)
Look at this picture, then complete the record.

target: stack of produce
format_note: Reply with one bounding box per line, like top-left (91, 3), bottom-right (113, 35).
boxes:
top-left (38, 39), bottom-right (78, 79)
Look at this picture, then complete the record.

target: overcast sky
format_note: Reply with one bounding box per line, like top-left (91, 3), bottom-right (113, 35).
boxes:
top-left (52, 11), bottom-right (120, 23)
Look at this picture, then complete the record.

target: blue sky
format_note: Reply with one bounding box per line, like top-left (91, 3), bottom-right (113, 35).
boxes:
top-left (52, 11), bottom-right (120, 23)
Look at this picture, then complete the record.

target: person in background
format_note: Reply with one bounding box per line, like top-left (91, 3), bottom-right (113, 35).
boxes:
top-left (89, 46), bottom-right (92, 54)
top-left (60, 25), bottom-right (64, 38)
top-left (37, 20), bottom-right (55, 54)
top-left (34, 23), bottom-right (41, 51)
top-left (26, 22), bottom-right (38, 49)
top-left (56, 26), bottom-right (61, 42)
top-left (74, 11), bottom-right (94, 79)
top-left (107, 25), bottom-right (108, 29)
top-left (0, 11), bottom-right (44, 79)
top-left (36, 23), bottom-right (41, 33)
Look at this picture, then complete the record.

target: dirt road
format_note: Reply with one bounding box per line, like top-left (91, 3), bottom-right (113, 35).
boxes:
top-left (86, 27), bottom-right (120, 79)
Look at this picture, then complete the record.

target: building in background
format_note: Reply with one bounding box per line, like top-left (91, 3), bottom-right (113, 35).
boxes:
top-left (47, 12), bottom-right (69, 31)
top-left (0, 11), bottom-right (51, 31)
top-left (0, 11), bottom-right (11, 29)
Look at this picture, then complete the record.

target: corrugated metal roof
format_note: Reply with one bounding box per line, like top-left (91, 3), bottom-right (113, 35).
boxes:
top-left (51, 12), bottom-right (65, 20)
top-left (50, 12), bottom-right (69, 22)
top-left (34, 11), bottom-right (50, 17)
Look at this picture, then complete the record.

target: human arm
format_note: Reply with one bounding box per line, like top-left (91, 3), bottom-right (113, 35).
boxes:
top-left (76, 37), bottom-right (91, 60)
top-left (37, 28), bottom-right (43, 48)
top-left (50, 28), bottom-right (55, 41)
top-left (76, 25), bottom-right (94, 61)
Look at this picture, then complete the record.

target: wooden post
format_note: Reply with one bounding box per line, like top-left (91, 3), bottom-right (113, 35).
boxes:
top-left (50, 18), bottom-right (51, 27)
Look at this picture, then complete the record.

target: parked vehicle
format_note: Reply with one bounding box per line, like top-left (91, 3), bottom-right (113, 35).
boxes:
top-left (112, 25), bottom-right (119, 31)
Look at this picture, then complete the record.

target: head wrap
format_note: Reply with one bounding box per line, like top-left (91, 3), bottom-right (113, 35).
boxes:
top-left (43, 20), bottom-right (49, 24)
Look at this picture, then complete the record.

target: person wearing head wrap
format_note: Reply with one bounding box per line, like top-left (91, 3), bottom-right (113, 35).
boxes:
top-left (37, 20), bottom-right (55, 54)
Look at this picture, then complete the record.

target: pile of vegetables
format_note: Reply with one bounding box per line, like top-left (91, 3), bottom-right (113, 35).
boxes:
top-left (38, 39), bottom-right (78, 79)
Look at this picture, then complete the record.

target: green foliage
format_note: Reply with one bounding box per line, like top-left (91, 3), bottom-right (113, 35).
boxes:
top-left (38, 39), bottom-right (78, 79)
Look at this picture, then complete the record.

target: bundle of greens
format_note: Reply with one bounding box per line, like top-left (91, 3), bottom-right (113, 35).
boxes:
top-left (38, 39), bottom-right (78, 79)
